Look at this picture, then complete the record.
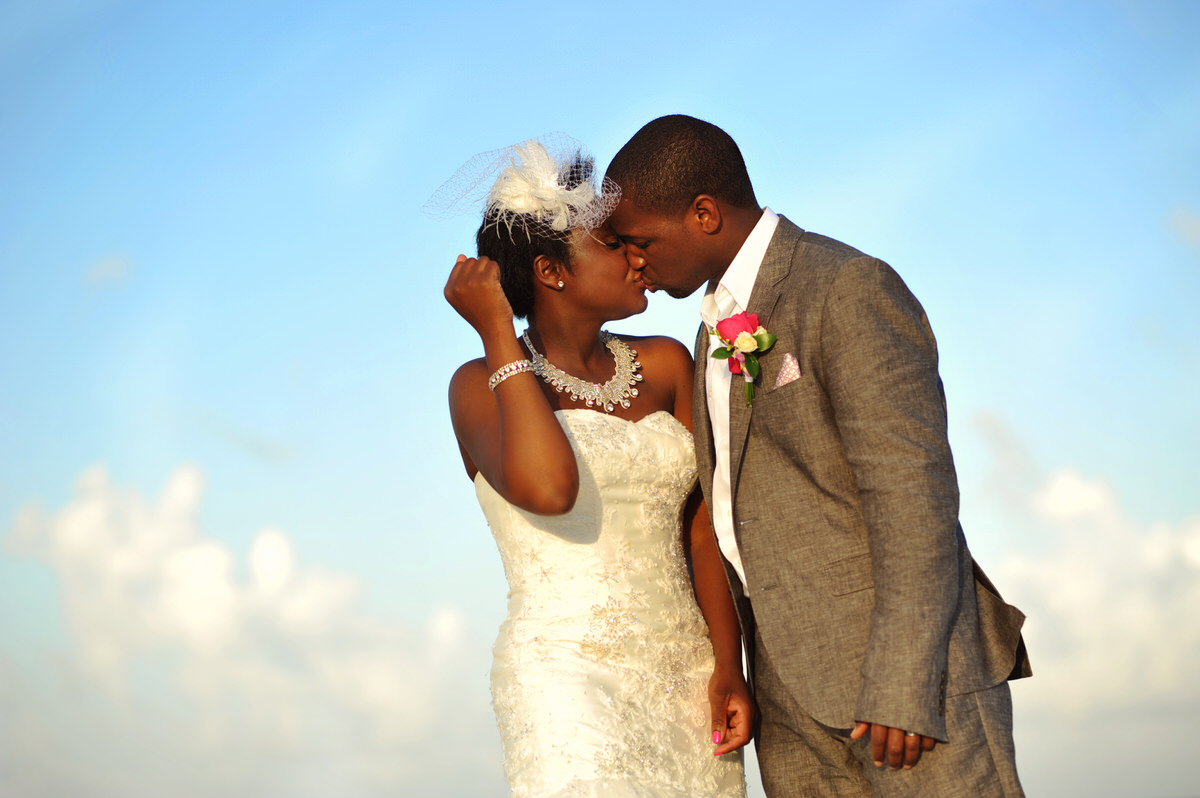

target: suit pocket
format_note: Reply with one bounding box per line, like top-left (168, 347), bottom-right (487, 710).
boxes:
top-left (974, 574), bottom-right (1030, 681)
top-left (753, 371), bottom-right (819, 413)
top-left (822, 553), bottom-right (873, 596)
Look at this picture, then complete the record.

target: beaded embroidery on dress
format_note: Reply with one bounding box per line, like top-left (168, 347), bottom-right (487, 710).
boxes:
top-left (474, 410), bottom-right (746, 798)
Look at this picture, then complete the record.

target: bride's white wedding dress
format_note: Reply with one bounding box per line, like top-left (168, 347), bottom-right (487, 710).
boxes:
top-left (474, 409), bottom-right (747, 797)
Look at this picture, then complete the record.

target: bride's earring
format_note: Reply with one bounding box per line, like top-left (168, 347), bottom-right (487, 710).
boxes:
top-left (557, 280), bottom-right (564, 289)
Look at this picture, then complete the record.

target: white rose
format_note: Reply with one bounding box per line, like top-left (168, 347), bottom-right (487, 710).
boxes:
top-left (734, 331), bottom-right (758, 353)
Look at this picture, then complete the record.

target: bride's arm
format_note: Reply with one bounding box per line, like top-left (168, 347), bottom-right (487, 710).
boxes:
top-left (657, 337), bottom-right (754, 754)
top-left (685, 491), bottom-right (755, 754)
top-left (446, 255), bottom-right (579, 514)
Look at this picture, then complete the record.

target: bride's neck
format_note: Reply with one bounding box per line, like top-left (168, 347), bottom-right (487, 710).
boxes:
top-left (525, 316), bottom-right (611, 374)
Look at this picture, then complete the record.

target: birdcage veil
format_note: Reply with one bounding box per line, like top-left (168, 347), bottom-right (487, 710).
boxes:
top-left (423, 133), bottom-right (620, 240)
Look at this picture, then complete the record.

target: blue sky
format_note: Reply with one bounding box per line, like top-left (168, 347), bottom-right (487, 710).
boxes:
top-left (2, 1), bottom-right (1198, 796)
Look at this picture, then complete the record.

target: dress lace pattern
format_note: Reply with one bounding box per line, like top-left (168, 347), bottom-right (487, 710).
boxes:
top-left (474, 410), bottom-right (746, 797)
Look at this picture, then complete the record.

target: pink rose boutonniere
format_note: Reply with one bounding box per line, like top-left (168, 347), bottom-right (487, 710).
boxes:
top-left (711, 311), bottom-right (777, 405)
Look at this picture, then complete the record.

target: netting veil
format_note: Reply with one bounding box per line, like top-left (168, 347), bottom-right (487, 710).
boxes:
top-left (424, 134), bottom-right (620, 240)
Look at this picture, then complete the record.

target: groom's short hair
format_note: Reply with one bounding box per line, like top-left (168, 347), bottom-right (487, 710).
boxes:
top-left (607, 115), bottom-right (757, 215)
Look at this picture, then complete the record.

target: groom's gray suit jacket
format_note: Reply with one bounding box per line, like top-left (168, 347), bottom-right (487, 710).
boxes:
top-left (693, 217), bottom-right (1031, 741)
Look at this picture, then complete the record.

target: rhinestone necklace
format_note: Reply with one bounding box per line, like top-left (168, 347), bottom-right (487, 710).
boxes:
top-left (521, 330), bottom-right (643, 413)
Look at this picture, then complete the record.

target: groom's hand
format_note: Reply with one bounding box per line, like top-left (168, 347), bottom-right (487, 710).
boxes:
top-left (850, 721), bottom-right (936, 770)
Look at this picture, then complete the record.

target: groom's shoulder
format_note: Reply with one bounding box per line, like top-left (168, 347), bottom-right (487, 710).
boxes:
top-left (772, 217), bottom-right (877, 292)
top-left (776, 216), bottom-right (870, 264)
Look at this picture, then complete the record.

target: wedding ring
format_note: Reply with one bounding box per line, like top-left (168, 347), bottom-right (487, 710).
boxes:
top-left (904, 731), bottom-right (917, 737)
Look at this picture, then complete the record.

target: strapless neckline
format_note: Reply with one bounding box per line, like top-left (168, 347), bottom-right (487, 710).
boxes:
top-left (472, 410), bottom-right (691, 489)
top-left (553, 407), bottom-right (686, 430)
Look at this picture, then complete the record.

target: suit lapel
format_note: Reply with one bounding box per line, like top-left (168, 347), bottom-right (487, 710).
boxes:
top-left (692, 322), bottom-right (716, 502)
top-left (728, 217), bottom-right (802, 499)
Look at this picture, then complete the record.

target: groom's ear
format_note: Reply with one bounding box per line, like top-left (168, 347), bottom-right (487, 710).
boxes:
top-left (690, 195), bottom-right (723, 236)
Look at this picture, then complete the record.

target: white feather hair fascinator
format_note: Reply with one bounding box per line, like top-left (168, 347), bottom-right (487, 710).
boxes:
top-left (424, 133), bottom-right (620, 240)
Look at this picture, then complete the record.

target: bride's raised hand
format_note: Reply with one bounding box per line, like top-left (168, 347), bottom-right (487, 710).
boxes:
top-left (444, 255), bottom-right (515, 340)
top-left (445, 253), bottom-right (579, 512)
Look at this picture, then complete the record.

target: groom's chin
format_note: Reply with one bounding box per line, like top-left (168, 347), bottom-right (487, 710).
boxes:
top-left (665, 284), bottom-right (704, 300)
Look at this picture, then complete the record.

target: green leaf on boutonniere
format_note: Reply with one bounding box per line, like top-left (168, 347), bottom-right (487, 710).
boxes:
top-left (711, 348), bottom-right (733, 360)
top-left (754, 332), bottom-right (777, 352)
top-left (744, 353), bottom-right (761, 380)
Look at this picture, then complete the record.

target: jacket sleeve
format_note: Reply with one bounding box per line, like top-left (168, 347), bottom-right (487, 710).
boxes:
top-left (818, 255), bottom-right (961, 740)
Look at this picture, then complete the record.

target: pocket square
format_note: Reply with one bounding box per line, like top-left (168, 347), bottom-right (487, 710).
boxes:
top-left (773, 352), bottom-right (801, 389)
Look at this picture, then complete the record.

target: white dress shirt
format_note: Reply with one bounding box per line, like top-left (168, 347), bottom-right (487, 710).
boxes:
top-left (699, 207), bottom-right (779, 590)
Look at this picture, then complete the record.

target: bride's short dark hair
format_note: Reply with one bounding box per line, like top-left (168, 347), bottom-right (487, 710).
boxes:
top-left (475, 220), bottom-right (571, 320)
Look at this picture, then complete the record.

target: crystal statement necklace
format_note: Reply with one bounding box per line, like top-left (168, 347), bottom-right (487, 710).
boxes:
top-left (521, 330), bottom-right (643, 413)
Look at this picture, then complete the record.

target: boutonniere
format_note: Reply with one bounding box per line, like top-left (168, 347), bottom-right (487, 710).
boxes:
top-left (710, 311), bottom-right (777, 405)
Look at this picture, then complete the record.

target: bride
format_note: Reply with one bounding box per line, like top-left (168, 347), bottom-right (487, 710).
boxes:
top-left (440, 138), bottom-right (752, 796)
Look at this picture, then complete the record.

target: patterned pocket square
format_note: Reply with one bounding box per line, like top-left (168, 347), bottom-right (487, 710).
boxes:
top-left (773, 352), bottom-right (801, 389)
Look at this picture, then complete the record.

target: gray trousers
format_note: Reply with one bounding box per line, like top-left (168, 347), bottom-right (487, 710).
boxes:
top-left (753, 632), bottom-right (1024, 798)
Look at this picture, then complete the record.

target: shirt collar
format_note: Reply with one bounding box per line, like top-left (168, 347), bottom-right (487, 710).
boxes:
top-left (700, 207), bottom-right (779, 327)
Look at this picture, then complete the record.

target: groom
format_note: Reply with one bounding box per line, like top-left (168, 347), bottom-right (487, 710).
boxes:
top-left (606, 115), bottom-right (1031, 797)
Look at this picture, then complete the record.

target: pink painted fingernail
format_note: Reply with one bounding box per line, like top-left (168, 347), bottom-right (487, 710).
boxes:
top-left (713, 731), bottom-right (721, 744)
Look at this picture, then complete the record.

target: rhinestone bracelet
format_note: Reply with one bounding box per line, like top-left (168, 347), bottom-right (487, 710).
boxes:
top-left (487, 360), bottom-right (533, 391)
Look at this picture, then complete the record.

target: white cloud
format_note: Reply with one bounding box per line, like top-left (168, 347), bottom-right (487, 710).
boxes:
top-left (180, 406), bottom-right (296, 463)
top-left (249, 528), bottom-right (294, 594)
top-left (85, 255), bottom-right (133, 285)
top-left (1168, 207), bottom-right (1200, 248)
top-left (2, 465), bottom-right (500, 798)
top-left (968, 415), bottom-right (1200, 796)
top-left (19, 443), bottom-right (1195, 797)
top-left (1031, 469), bottom-right (1115, 520)
top-left (998, 464), bottom-right (1200, 716)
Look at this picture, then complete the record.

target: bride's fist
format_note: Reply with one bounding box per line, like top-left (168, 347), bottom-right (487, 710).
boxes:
top-left (445, 255), bottom-right (514, 338)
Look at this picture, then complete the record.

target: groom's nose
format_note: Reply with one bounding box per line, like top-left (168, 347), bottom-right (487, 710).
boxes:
top-left (625, 250), bottom-right (647, 270)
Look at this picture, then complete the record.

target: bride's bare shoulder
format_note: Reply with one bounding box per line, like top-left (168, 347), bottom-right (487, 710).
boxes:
top-left (612, 334), bottom-right (695, 392)
top-left (615, 333), bottom-right (693, 367)
top-left (449, 356), bottom-right (489, 388)
top-left (448, 357), bottom-right (492, 413)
